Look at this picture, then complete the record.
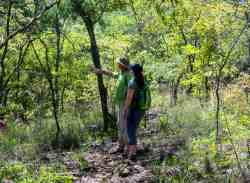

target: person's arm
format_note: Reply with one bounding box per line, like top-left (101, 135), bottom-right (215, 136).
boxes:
top-left (123, 88), bottom-right (135, 118)
top-left (102, 69), bottom-right (115, 77)
top-left (92, 67), bottom-right (115, 77)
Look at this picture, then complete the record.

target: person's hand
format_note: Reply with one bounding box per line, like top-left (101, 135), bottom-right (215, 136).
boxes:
top-left (123, 107), bottom-right (129, 120)
top-left (91, 66), bottom-right (103, 75)
top-left (122, 108), bottom-right (128, 128)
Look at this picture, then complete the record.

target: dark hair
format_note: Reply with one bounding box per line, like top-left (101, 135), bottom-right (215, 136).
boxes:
top-left (118, 57), bottom-right (130, 71)
top-left (131, 64), bottom-right (144, 88)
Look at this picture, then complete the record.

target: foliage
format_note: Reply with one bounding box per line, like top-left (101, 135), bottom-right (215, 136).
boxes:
top-left (0, 0), bottom-right (250, 182)
top-left (0, 162), bottom-right (74, 183)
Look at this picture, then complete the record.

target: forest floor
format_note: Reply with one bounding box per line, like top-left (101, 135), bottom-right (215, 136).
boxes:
top-left (74, 108), bottom-right (186, 183)
top-left (24, 108), bottom-right (185, 183)
top-left (76, 140), bottom-right (185, 183)
top-left (1, 105), bottom-right (249, 183)
top-left (0, 93), bottom-right (200, 183)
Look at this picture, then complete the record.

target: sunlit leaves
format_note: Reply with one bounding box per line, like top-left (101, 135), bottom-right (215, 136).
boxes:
top-left (183, 44), bottom-right (200, 55)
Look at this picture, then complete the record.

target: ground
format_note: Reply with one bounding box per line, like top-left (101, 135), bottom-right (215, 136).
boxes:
top-left (1, 107), bottom-right (249, 183)
top-left (74, 109), bottom-right (185, 183)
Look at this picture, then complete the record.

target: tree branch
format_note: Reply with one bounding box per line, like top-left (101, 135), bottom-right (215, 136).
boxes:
top-left (39, 38), bottom-right (52, 72)
top-left (0, 0), bottom-right (58, 49)
top-left (31, 42), bottom-right (46, 73)
top-left (220, 23), bottom-right (248, 72)
top-left (0, 1), bottom-right (12, 83)
top-left (3, 39), bottom-right (33, 89)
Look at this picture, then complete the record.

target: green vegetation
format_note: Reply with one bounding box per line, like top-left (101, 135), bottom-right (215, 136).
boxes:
top-left (0, 0), bottom-right (250, 182)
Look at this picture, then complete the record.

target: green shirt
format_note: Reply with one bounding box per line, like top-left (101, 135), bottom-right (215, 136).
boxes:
top-left (114, 71), bottom-right (132, 105)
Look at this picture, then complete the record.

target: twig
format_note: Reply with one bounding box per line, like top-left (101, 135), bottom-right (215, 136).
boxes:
top-left (224, 113), bottom-right (248, 182)
top-left (220, 23), bottom-right (248, 71)
top-left (0, 1), bottom-right (58, 49)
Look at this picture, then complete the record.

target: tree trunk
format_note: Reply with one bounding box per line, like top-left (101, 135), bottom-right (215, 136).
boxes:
top-left (53, 13), bottom-right (61, 139)
top-left (204, 76), bottom-right (210, 101)
top-left (186, 55), bottom-right (195, 95)
top-left (248, 38), bottom-right (250, 69)
top-left (170, 82), bottom-right (178, 106)
top-left (170, 73), bottom-right (183, 106)
top-left (80, 15), bottom-right (110, 132)
top-left (0, 1), bottom-right (12, 107)
top-left (172, 82), bottom-right (179, 106)
top-left (60, 84), bottom-right (66, 112)
top-left (215, 75), bottom-right (222, 156)
top-left (38, 36), bottom-right (61, 140)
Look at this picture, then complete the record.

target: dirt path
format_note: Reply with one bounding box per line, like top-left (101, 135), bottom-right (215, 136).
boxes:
top-left (75, 110), bottom-right (185, 183)
top-left (76, 144), bottom-right (154, 183)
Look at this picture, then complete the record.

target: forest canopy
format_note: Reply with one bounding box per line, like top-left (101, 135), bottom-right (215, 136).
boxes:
top-left (0, 0), bottom-right (250, 182)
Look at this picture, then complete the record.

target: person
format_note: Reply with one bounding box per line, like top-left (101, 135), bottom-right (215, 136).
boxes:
top-left (123, 64), bottom-right (147, 160)
top-left (92, 57), bottom-right (132, 153)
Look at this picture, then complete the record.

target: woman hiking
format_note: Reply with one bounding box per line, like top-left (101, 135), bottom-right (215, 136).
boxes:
top-left (123, 64), bottom-right (148, 160)
top-left (92, 57), bottom-right (132, 153)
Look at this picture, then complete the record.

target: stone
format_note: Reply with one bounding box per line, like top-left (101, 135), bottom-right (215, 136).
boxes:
top-left (119, 167), bottom-right (130, 177)
top-left (133, 165), bottom-right (145, 173)
top-left (2, 180), bottom-right (14, 183)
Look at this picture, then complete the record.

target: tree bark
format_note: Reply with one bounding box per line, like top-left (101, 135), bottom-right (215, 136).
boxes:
top-left (0, 1), bottom-right (12, 107)
top-left (248, 38), bottom-right (250, 62)
top-left (80, 15), bottom-right (110, 132)
top-left (54, 13), bottom-right (61, 139)
top-left (215, 75), bottom-right (222, 156)
top-left (34, 38), bottom-right (61, 139)
top-left (170, 73), bottom-right (183, 106)
top-left (186, 55), bottom-right (195, 95)
top-left (204, 76), bottom-right (210, 102)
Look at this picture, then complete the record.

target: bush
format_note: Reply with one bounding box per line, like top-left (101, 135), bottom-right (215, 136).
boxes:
top-left (0, 162), bottom-right (74, 183)
top-left (57, 125), bottom-right (81, 150)
top-left (159, 95), bottom-right (214, 137)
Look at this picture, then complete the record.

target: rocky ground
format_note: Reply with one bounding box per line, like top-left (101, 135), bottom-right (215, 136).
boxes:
top-left (74, 110), bottom-right (186, 183)
top-left (0, 109), bottom-right (187, 183)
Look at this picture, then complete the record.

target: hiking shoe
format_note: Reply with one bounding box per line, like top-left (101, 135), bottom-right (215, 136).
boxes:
top-left (109, 146), bottom-right (124, 154)
top-left (122, 152), bottom-right (128, 159)
top-left (128, 154), bottom-right (137, 161)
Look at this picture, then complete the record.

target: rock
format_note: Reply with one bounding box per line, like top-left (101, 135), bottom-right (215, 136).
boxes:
top-left (104, 138), bottom-right (113, 148)
top-left (2, 180), bottom-right (14, 183)
top-left (119, 167), bottom-right (130, 177)
top-left (95, 173), bottom-right (109, 180)
top-left (133, 165), bottom-right (145, 173)
top-left (108, 145), bottom-right (121, 154)
top-left (147, 111), bottom-right (158, 120)
top-left (107, 160), bottom-right (115, 167)
top-left (76, 127), bottom-right (158, 183)
top-left (110, 176), bottom-right (125, 183)
top-left (113, 164), bottom-right (126, 175)
top-left (160, 166), bottom-right (181, 177)
top-left (135, 143), bottom-right (150, 159)
top-left (46, 153), bottom-right (57, 160)
top-left (129, 170), bottom-right (154, 182)
top-left (79, 176), bottom-right (99, 183)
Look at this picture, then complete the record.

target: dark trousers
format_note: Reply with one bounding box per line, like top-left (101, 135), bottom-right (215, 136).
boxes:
top-left (127, 108), bottom-right (145, 145)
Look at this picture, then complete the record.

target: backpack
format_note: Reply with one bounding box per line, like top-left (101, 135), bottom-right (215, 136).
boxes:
top-left (134, 80), bottom-right (151, 110)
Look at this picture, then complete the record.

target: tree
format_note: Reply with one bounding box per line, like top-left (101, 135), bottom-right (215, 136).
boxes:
top-left (31, 0), bottom-right (69, 140)
top-left (0, 0), bottom-right (58, 110)
top-left (71, 0), bottom-right (127, 131)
